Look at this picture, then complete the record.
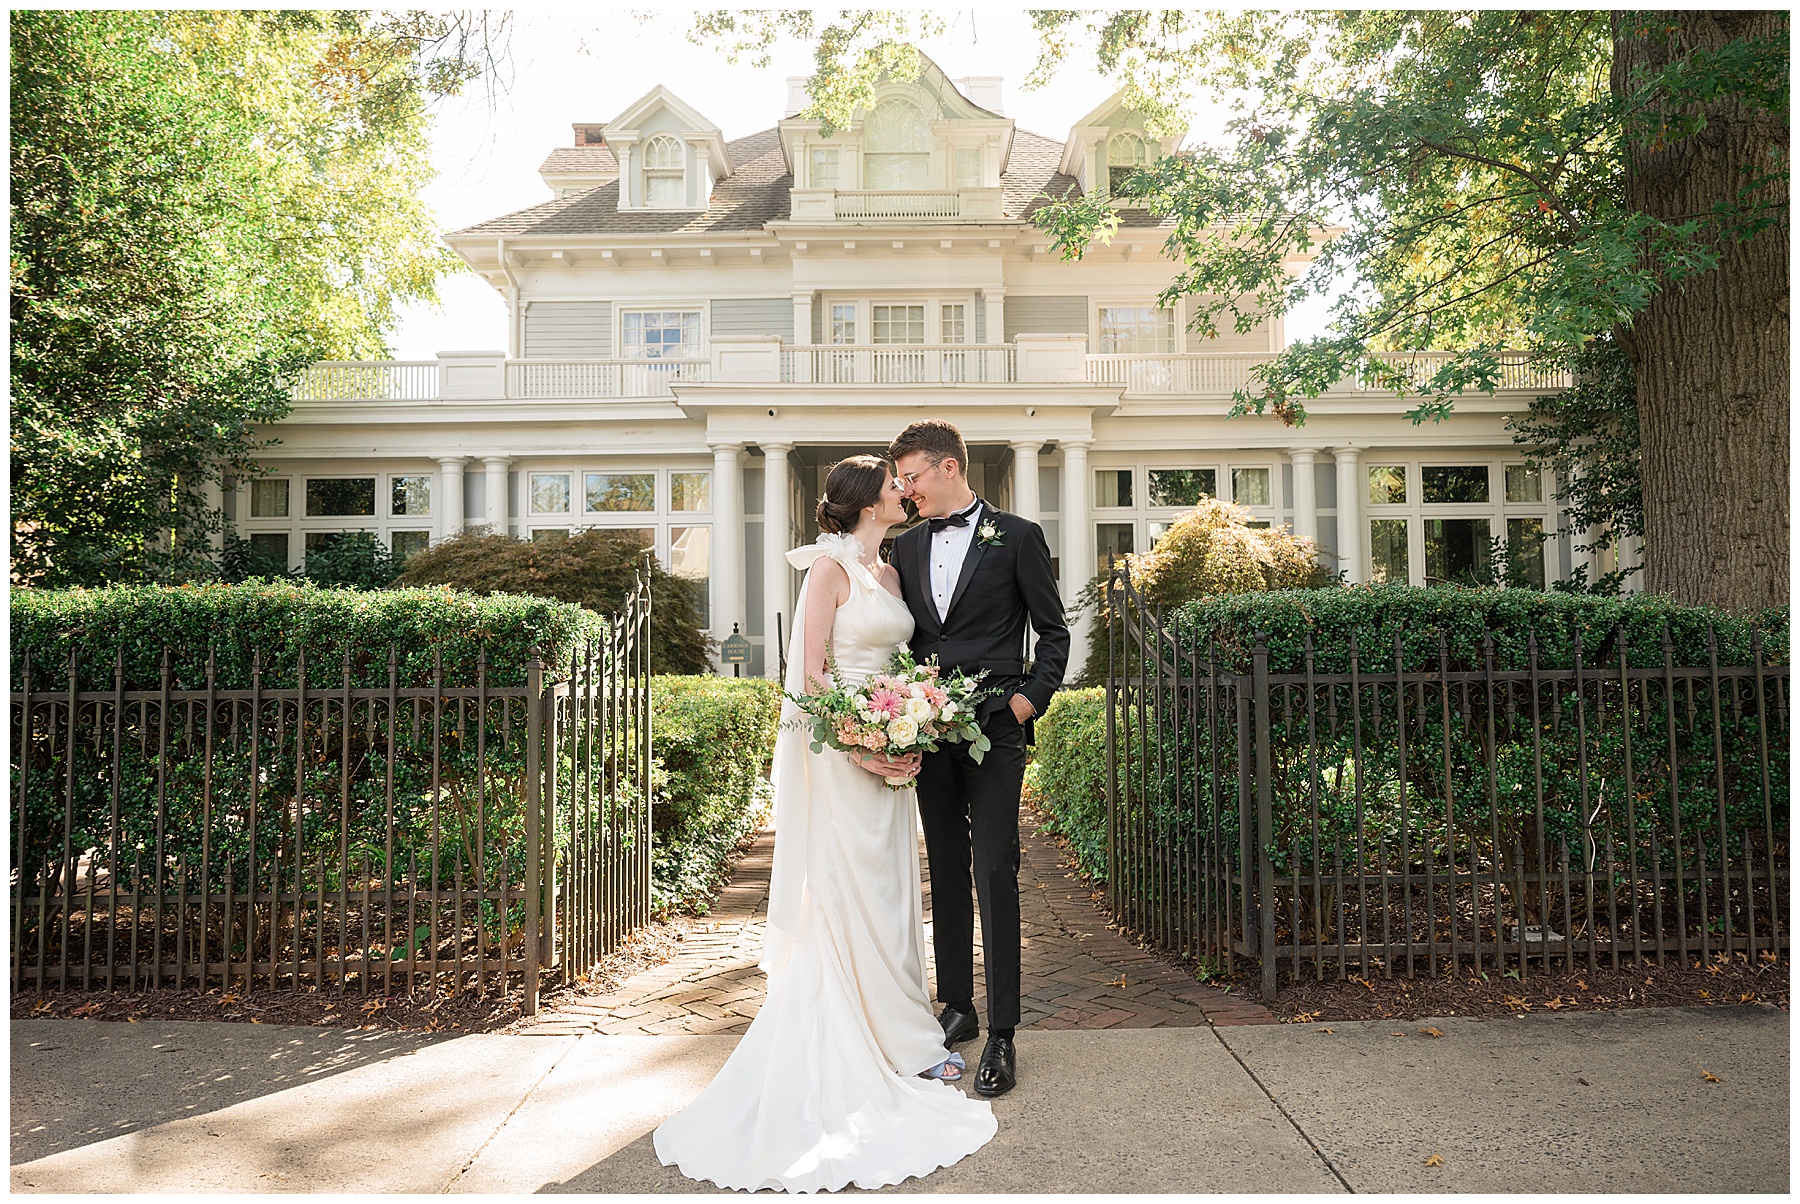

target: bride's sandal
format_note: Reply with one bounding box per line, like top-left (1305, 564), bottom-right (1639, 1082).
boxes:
top-left (920, 1051), bottom-right (966, 1081)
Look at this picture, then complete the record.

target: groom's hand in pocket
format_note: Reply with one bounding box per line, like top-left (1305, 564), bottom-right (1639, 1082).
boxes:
top-left (1006, 693), bottom-right (1036, 724)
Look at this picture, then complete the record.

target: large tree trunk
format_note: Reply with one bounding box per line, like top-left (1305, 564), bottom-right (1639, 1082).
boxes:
top-left (1612, 11), bottom-right (1788, 611)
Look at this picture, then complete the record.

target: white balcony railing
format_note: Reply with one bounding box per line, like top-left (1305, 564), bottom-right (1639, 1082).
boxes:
top-left (832, 190), bottom-right (962, 219)
top-left (1087, 352), bottom-right (1572, 395)
top-left (293, 361), bottom-right (439, 401)
top-left (782, 344), bottom-right (1016, 385)
top-left (505, 358), bottom-right (708, 399)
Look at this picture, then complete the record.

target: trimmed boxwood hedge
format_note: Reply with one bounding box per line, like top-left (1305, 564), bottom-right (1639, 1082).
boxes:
top-left (12, 580), bottom-right (610, 689)
top-left (1032, 589), bottom-right (1789, 888)
top-left (650, 676), bottom-right (783, 916)
top-left (1022, 688), bottom-right (1108, 882)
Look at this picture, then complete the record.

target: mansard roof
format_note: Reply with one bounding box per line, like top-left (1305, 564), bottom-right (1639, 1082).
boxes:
top-left (452, 127), bottom-right (1137, 239)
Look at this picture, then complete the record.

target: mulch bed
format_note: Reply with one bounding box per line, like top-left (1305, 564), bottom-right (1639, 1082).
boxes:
top-left (11, 916), bottom-right (691, 1036)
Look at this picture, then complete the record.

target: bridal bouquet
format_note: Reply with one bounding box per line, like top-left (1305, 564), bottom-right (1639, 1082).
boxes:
top-left (790, 649), bottom-right (998, 787)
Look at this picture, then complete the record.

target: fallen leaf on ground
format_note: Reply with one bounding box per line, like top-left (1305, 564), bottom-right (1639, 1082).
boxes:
top-left (1319, 1027), bottom-right (1335, 1034)
top-left (218, 994), bottom-right (240, 1006)
top-left (126, 1016), bottom-right (140, 1023)
top-left (1106, 975), bottom-right (1128, 989)
top-left (1292, 1010), bottom-right (1320, 1023)
top-left (1577, 1077), bottom-right (1590, 1085)
top-left (32, 1000), bottom-right (53, 1014)
top-left (1503, 995), bottom-right (1531, 1011)
top-left (361, 999), bottom-right (386, 1014)
top-left (1424, 1153), bottom-right (1443, 1167)
top-left (1576, 979), bottom-right (1588, 991)
top-left (1700, 1070), bottom-right (1722, 1083)
top-left (1543, 997), bottom-right (1567, 1010)
top-left (1418, 1026), bottom-right (1444, 1038)
top-left (1740, 992), bottom-right (1756, 1003)
top-left (1698, 989), bottom-right (1711, 999)
top-left (1389, 1031), bottom-right (1405, 1037)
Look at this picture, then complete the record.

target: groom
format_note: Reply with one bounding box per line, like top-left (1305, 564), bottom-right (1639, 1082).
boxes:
top-left (889, 419), bottom-right (1069, 1098)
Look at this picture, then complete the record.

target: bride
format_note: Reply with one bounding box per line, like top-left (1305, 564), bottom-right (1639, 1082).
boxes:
top-left (654, 455), bottom-right (997, 1192)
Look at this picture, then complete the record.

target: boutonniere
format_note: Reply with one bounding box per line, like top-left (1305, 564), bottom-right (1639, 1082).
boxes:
top-left (976, 520), bottom-right (1003, 547)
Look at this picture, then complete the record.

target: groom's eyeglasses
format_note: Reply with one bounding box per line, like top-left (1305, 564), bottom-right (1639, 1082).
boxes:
top-left (899, 459), bottom-right (944, 489)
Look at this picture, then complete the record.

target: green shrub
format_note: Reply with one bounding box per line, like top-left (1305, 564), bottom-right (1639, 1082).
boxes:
top-left (1076, 498), bottom-right (1334, 684)
top-left (650, 675), bottom-right (783, 915)
top-left (1022, 688), bottom-right (1108, 881)
top-left (397, 528), bottom-right (713, 674)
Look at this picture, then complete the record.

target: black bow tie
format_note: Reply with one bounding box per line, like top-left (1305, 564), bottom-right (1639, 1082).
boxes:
top-left (927, 501), bottom-right (981, 534)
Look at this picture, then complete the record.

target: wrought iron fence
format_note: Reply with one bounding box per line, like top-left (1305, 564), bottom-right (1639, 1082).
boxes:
top-left (10, 582), bottom-right (653, 1015)
top-left (1102, 565), bottom-right (1788, 999)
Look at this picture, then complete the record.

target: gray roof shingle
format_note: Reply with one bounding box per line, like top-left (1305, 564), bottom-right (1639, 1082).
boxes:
top-left (453, 126), bottom-right (1142, 239)
top-left (538, 145), bottom-right (619, 175)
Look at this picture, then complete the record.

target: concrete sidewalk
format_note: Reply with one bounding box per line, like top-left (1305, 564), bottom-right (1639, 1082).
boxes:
top-left (12, 1005), bottom-right (1787, 1193)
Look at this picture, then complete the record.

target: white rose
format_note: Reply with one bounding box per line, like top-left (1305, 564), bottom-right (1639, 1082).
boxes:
top-left (909, 683), bottom-right (926, 698)
top-left (887, 716), bottom-right (918, 746)
top-left (905, 696), bottom-right (934, 721)
top-left (940, 700), bottom-right (958, 719)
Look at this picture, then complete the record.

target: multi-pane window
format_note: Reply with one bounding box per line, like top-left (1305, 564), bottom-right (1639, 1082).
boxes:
top-left (1094, 469), bottom-right (1134, 509)
top-left (391, 476), bottom-right (431, 517)
top-left (871, 304), bottom-right (926, 344)
top-left (1369, 519), bottom-right (1408, 583)
top-left (1107, 132), bottom-right (1147, 195)
top-left (829, 304), bottom-right (858, 344)
top-left (1368, 466), bottom-right (1407, 505)
top-left (643, 134), bottom-right (685, 207)
top-left (810, 147), bottom-right (839, 189)
top-left (863, 100), bottom-right (931, 189)
top-left (248, 532), bottom-right (289, 564)
top-left (671, 472), bottom-right (711, 512)
top-left (670, 525), bottom-right (711, 625)
top-left (586, 472), bottom-right (655, 513)
top-left (952, 147), bottom-right (982, 189)
top-left (1505, 464), bottom-right (1543, 503)
top-left (1231, 467), bottom-right (1271, 507)
top-left (530, 473), bottom-right (572, 514)
top-left (1148, 469), bottom-right (1216, 507)
top-left (621, 311), bottom-right (701, 359)
top-left (1422, 465), bottom-right (1489, 503)
top-left (1097, 306), bottom-right (1176, 354)
top-left (391, 530), bottom-right (430, 561)
top-left (306, 478), bottom-right (375, 517)
top-left (1424, 518), bottom-right (1491, 585)
top-left (940, 303), bottom-right (967, 345)
top-left (250, 479), bottom-right (290, 518)
top-left (1095, 522), bottom-right (1134, 574)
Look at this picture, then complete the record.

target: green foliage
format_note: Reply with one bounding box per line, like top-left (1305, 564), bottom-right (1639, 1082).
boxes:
top-left (1022, 689), bottom-right (1109, 880)
top-left (396, 528), bottom-right (715, 675)
top-left (1026, 10), bottom-right (1788, 421)
top-left (1509, 334), bottom-right (1643, 587)
top-left (650, 676), bottom-right (783, 915)
top-left (11, 11), bottom-right (485, 586)
top-left (1076, 499), bottom-right (1336, 685)
top-left (300, 532), bottom-right (405, 591)
top-left (11, 581), bottom-right (608, 690)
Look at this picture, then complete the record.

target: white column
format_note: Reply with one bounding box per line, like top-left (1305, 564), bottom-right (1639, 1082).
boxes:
top-left (1288, 448), bottom-right (1319, 545)
top-left (1061, 440), bottom-right (1094, 682)
top-left (983, 287), bottom-right (1005, 347)
top-left (792, 291), bottom-right (813, 345)
top-left (481, 456), bottom-right (511, 534)
top-left (1332, 447), bottom-right (1363, 584)
top-left (762, 442), bottom-right (794, 679)
top-left (709, 443), bottom-right (746, 650)
top-left (1010, 440), bottom-right (1041, 523)
top-left (436, 456), bottom-right (467, 542)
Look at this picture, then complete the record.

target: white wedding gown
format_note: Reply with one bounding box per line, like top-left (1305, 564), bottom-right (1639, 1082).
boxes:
top-left (653, 534), bottom-right (997, 1192)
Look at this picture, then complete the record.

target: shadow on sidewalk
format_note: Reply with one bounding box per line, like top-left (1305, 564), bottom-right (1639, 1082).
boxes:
top-left (11, 1019), bottom-right (456, 1164)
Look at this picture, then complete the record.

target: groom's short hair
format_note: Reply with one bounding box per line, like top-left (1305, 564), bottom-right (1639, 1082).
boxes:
top-left (888, 420), bottom-right (968, 475)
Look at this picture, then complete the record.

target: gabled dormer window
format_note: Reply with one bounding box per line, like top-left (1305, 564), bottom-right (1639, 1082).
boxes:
top-left (864, 100), bottom-right (931, 189)
top-left (1108, 132), bottom-right (1147, 195)
top-left (643, 134), bottom-right (685, 207)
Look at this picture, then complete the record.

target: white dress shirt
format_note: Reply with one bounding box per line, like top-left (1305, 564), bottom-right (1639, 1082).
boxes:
top-left (928, 499), bottom-right (982, 623)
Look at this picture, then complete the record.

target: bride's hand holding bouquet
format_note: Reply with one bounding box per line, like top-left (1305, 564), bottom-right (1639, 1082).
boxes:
top-left (789, 649), bottom-right (997, 788)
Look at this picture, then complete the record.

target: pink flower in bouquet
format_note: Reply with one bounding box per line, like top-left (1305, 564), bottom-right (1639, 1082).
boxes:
top-left (923, 684), bottom-right (948, 709)
top-left (862, 729), bottom-right (889, 751)
top-left (866, 688), bottom-right (905, 718)
top-left (836, 720), bottom-right (860, 744)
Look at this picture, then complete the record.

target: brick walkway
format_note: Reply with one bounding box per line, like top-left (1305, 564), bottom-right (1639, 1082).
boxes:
top-left (519, 808), bottom-right (1274, 1036)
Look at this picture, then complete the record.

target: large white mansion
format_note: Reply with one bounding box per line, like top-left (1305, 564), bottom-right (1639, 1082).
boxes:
top-left (247, 58), bottom-right (1632, 676)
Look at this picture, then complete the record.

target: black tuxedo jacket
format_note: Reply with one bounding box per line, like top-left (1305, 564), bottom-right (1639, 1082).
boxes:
top-left (894, 501), bottom-right (1070, 726)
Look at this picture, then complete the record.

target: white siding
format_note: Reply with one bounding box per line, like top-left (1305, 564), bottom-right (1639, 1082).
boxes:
top-left (524, 301), bottom-right (612, 357)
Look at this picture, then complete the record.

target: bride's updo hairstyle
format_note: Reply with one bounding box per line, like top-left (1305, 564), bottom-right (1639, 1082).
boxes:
top-left (815, 455), bottom-right (890, 534)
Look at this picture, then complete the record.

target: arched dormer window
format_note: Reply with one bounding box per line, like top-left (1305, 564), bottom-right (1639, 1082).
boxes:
top-left (1107, 132), bottom-right (1147, 195)
top-left (863, 100), bottom-right (931, 189)
top-left (643, 134), bottom-right (685, 207)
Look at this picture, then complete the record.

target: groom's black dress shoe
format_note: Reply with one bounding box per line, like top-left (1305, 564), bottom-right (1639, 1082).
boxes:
top-left (973, 1035), bottom-right (1016, 1097)
top-left (938, 1003), bottom-right (979, 1046)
